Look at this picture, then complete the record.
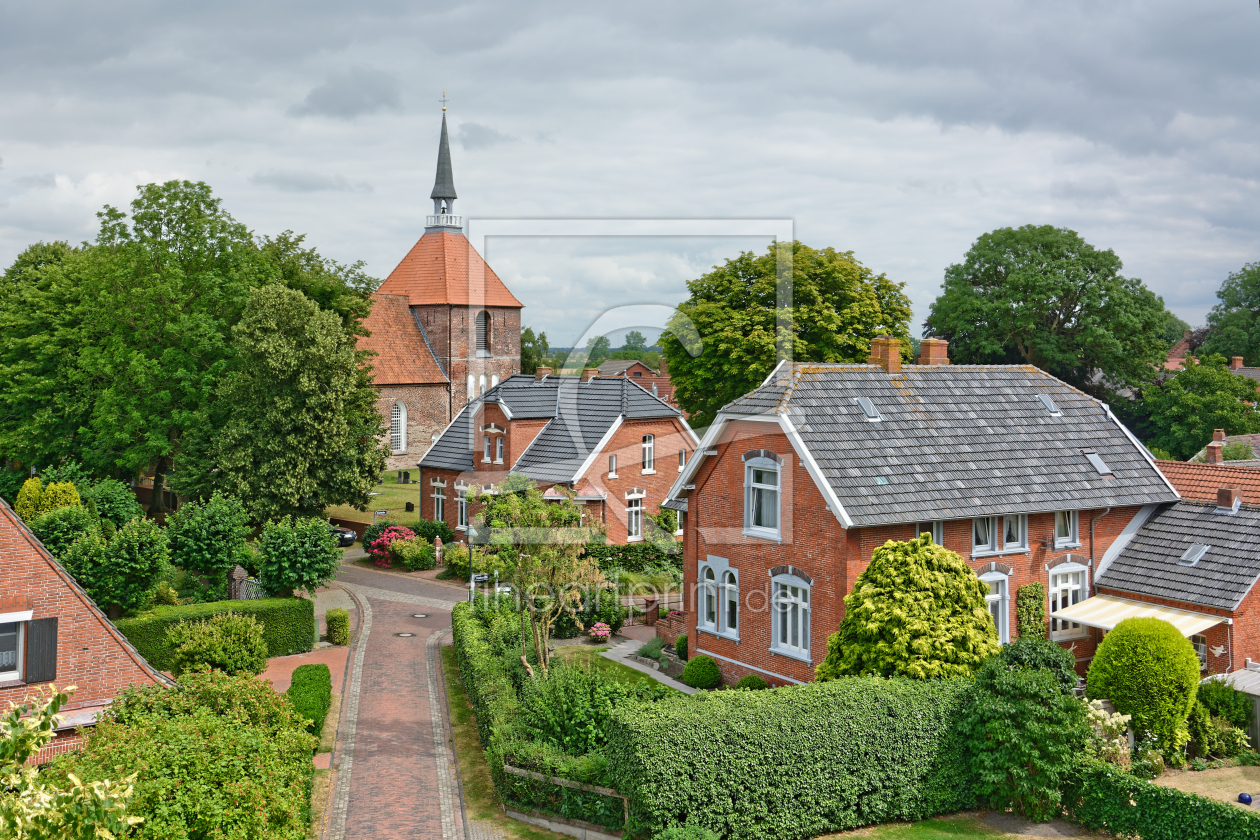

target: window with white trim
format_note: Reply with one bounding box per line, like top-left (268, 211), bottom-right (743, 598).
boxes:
top-left (483, 436), bottom-right (491, 462)
top-left (627, 498), bottom-right (642, 540)
top-left (772, 576), bottom-right (810, 658)
top-left (1049, 565), bottom-right (1087, 639)
top-left (642, 435), bottom-right (655, 472)
top-left (1054, 511), bottom-right (1080, 548)
top-left (699, 558), bottom-right (739, 638)
top-left (479, 374), bottom-right (487, 395)
top-left (1191, 634), bottom-right (1207, 669)
top-left (678, 449), bottom-right (686, 471)
top-left (745, 457), bottom-right (780, 538)
top-left (432, 486), bottom-right (445, 521)
top-left (723, 570), bottom-right (738, 632)
top-left (980, 571), bottom-right (1009, 643)
top-left (467, 375), bottom-right (475, 399)
top-left (1003, 515), bottom-right (1027, 551)
top-left (457, 490), bottom-right (468, 529)
top-left (973, 515), bottom-right (1027, 555)
top-left (495, 437), bottom-right (504, 463)
top-left (0, 621), bottom-right (23, 681)
top-left (608, 454), bottom-right (617, 477)
top-left (973, 516), bottom-right (997, 554)
top-left (700, 566), bottom-right (717, 631)
top-left (915, 521), bottom-right (943, 544)
top-left (390, 401), bottom-right (407, 452)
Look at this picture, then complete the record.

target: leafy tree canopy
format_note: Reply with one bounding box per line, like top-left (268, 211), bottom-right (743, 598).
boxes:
top-left (622, 330), bottom-right (648, 352)
top-left (924, 225), bottom-right (1169, 398)
top-left (661, 241), bottom-right (912, 428)
top-left (1126, 354), bottom-right (1260, 460)
top-left (520, 326), bottom-right (550, 374)
top-left (1201, 262), bottom-right (1260, 364)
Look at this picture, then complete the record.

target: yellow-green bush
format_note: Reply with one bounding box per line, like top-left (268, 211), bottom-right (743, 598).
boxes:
top-left (326, 607), bottom-right (350, 645)
top-left (167, 613), bottom-right (269, 677)
top-left (14, 477), bottom-right (44, 521)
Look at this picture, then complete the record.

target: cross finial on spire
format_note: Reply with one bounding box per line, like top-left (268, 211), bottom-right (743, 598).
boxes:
top-left (439, 89), bottom-right (449, 112)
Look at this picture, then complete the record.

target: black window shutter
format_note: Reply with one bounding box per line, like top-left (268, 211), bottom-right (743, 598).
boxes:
top-left (25, 617), bottom-right (57, 683)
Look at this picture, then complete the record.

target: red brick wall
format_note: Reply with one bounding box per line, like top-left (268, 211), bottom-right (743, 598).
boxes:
top-left (376, 384), bottom-right (451, 471)
top-left (682, 421), bottom-right (1149, 685)
top-left (581, 417), bottom-right (695, 544)
top-left (0, 502), bottom-right (166, 757)
top-left (409, 304), bottom-right (522, 420)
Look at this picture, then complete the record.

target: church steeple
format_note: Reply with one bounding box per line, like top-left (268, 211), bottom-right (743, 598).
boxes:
top-left (427, 104), bottom-right (461, 230)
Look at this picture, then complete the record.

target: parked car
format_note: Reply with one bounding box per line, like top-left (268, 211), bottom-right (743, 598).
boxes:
top-left (329, 525), bottom-right (357, 547)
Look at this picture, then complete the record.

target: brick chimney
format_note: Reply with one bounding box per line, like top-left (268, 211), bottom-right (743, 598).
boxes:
top-left (1218, 487), bottom-right (1242, 513)
top-left (581, 367), bottom-right (598, 382)
top-left (1205, 428), bottom-right (1226, 464)
top-left (868, 335), bottom-right (901, 374)
top-left (1232, 356), bottom-right (1245, 371)
top-left (919, 337), bottom-right (950, 366)
top-left (535, 366), bottom-right (552, 381)
top-left (658, 356), bottom-right (668, 377)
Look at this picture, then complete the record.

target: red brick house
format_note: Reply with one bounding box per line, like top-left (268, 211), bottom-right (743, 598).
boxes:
top-left (662, 336), bottom-right (1180, 686)
top-left (359, 113), bottom-right (524, 470)
top-left (0, 500), bottom-right (167, 762)
top-left (418, 370), bottom-right (697, 544)
top-left (597, 358), bottom-right (678, 409)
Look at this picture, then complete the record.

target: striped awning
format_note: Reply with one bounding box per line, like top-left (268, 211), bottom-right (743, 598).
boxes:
top-left (1051, 594), bottom-right (1225, 637)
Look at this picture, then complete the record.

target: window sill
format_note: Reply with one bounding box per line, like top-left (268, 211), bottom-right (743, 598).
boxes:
top-left (608, 474), bottom-right (618, 479)
top-left (1054, 541), bottom-right (1082, 551)
top-left (627, 536), bottom-right (643, 543)
top-left (674, 530), bottom-right (683, 537)
top-left (770, 647), bottom-right (811, 665)
top-left (493, 460), bottom-right (503, 465)
top-left (481, 458), bottom-right (491, 463)
top-left (0, 678), bottom-right (26, 690)
top-left (697, 626), bottom-right (739, 643)
top-left (456, 526), bottom-right (467, 532)
top-left (743, 528), bottom-right (782, 544)
top-left (971, 547), bottom-right (1031, 559)
top-left (642, 469), bottom-right (656, 475)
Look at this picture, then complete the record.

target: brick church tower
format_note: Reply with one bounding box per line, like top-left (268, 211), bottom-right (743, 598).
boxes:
top-left (360, 111), bottom-right (524, 470)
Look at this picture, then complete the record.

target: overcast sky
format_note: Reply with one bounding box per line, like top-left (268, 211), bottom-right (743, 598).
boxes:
top-left (2, 2), bottom-right (1258, 348)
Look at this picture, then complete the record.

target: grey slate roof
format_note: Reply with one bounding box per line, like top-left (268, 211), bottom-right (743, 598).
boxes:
top-left (1096, 500), bottom-right (1260, 611)
top-left (430, 113), bottom-right (457, 200)
top-left (718, 363), bottom-right (1177, 527)
top-left (419, 374), bottom-right (681, 482)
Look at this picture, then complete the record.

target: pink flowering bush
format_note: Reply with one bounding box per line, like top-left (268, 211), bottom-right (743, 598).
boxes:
top-left (368, 525), bottom-right (416, 567)
top-left (588, 622), bottom-right (612, 642)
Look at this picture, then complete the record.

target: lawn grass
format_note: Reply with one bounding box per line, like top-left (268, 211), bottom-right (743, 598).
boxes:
top-left (552, 644), bottom-right (682, 692)
top-left (441, 644), bottom-right (568, 840)
top-left (308, 768), bottom-right (331, 840)
top-left (1153, 763), bottom-right (1260, 810)
top-left (818, 813), bottom-right (1024, 838)
top-left (325, 481), bottom-right (425, 524)
top-left (317, 694), bottom-right (340, 753)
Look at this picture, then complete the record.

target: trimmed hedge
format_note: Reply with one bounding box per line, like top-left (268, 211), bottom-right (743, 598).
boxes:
top-left (606, 677), bottom-right (976, 839)
top-left (681, 655), bottom-right (720, 690)
top-left (326, 607), bottom-right (350, 645)
top-left (117, 598), bottom-right (314, 672)
top-left (1063, 757), bottom-right (1260, 840)
top-left (583, 541), bottom-right (680, 572)
top-left (286, 663), bottom-right (332, 735)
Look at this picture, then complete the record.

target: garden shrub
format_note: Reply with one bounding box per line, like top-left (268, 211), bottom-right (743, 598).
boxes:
top-left (681, 655), bottom-right (721, 690)
top-left (116, 597), bottom-right (315, 671)
top-left (389, 536), bottom-right (436, 571)
top-left (106, 667), bottom-right (309, 735)
top-left (39, 481), bottom-right (81, 516)
top-left (961, 640), bottom-right (1090, 821)
top-left (1198, 677), bottom-right (1252, 729)
top-left (1223, 440), bottom-right (1254, 460)
top-left (63, 515), bottom-right (169, 615)
top-left (994, 635), bottom-right (1078, 695)
top-left (552, 588), bottom-right (626, 638)
top-left (30, 504), bottom-right (100, 559)
top-left (286, 663), bottom-right (332, 735)
top-left (14, 477), bottom-right (44, 521)
top-left (1187, 700), bottom-right (1220, 759)
top-left (0, 466), bottom-right (27, 506)
top-left (675, 633), bottom-right (687, 660)
top-left (367, 524), bottom-right (416, 566)
top-left (412, 517), bottom-right (456, 544)
top-left (606, 677), bottom-right (977, 839)
top-left (1062, 756), bottom-right (1260, 840)
top-left (1216, 719), bottom-right (1251, 757)
top-left (735, 674), bottom-right (768, 691)
top-left (519, 660), bottom-right (672, 755)
top-left (360, 518), bottom-right (398, 551)
top-left (255, 515), bottom-right (341, 596)
top-left (82, 478), bottom-right (144, 528)
top-left (167, 612), bottom-right (269, 677)
top-left (816, 535), bottom-right (1000, 681)
top-left (1086, 617), bottom-right (1200, 754)
top-left (637, 637), bottom-right (665, 661)
top-left (326, 607), bottom-right (350, 645)
top-left (655, 827), bottom-right (720, 840)
top-left (1015, 581), bottom-right (1047, 639)
top-left (583, 540), bottom-right (681, 572)
top-left (167, 492), bottom-right (250, 591)
top-left (1083, 699), bottom-right (1132, 770)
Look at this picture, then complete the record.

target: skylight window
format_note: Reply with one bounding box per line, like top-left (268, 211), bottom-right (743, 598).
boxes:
top-left (1085, 453), bottom-right (1113, 475)
top-left (1037, 394), bottom-right (1062, 416)
top-left (1178, 544), bottom-right (1210, 567)
top-left (854, 397), bottom-right (881, 421)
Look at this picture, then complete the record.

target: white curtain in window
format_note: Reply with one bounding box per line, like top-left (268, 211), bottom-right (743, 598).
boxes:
top-left (748, 466), bottom-right (779, 531)
top-left (973, 517), bottom-right (992, 549)
top-left (773, 581), bottom-right (809, 654)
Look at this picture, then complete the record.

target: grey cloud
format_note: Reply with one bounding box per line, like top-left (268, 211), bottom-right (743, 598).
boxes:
top-left (13, 173), bottom-right (56, 189)
top-left (1050, 178), bottom-right (1121, 207)
top-left (457, 123), bottom-right (512, 150)
top-left (290, 67), bottom-right (402, 120)
top-left (250, 170), bottom-right (372, 193)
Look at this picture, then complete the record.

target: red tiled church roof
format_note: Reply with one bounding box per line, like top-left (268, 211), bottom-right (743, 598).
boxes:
top-left (1157, 460), bottom-right (1260, 503)
top-left (359, 294), bottom-right (448, 385)
top-left (376, 230), bottom-right (523, 308)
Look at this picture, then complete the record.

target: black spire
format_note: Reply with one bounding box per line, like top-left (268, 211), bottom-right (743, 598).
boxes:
top-left (430, 113), bottom-right (457, 204)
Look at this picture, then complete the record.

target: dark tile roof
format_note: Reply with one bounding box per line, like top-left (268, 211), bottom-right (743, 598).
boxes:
top-left (419, 374), bottom-right (681, 482)
top-left (1235, 368), bottom-right (1260, 384)
top-left (1159, 460), bottom-right (1260, 500)
top-left (1096, 500), bottom-right (1260, 611)
top-left (720, 362), bottom-right (1178, 527)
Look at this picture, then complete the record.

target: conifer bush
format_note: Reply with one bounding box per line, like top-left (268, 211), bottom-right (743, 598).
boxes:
top-left (735, 674), bottom-right (768, 691)
top-left (675, 633), bottom-right (687, 661)
top-left (1015, 581), bottom-right (1048, 639)
top-left (14, 477), bottom-right (44, 521)
top-left (816, 535), bottom-right (1000, 680)
top-left (681, 655), bottom-right (721, 690)
top-left (1198, 677), bottom-right (1252, 730)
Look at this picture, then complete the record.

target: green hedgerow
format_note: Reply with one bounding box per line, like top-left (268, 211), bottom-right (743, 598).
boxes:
top-left (681, 655), bottom-right (721, 690)
top-left (286, 663), bottom-right (332, 735)
top-left (106, 667), bottom-right (309, 735)
top-left (816, 535), bottom-right (1000, 681)
top-left (1087, 617), bottom-right (1201, 755)
top-left (519, 660), bottom-right (672, 755)
top-left (655, 827), bottom-right (720, 840)
top-left (326, 607), bottom-right (350, 645)
top-left (1015, 581), bottom-right (1048, 639)
top-left (1198, 677), bottom-right (1252, 730)
top-left (411, 517), bottom-right (456, 544)
top-left (167, 612), bottom-right (269, 677)
top-left (735, 674), bottom-right (769, 691)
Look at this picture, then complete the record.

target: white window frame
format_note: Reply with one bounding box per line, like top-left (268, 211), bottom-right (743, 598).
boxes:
top-left (432, 486), bottom-right (446, 522)
top-left (980, 570), bottom-right (1010, 644)
top-left (698, 557), bottom-right (739, 640)
top-left (1191, 634), bottom-right (1208, 670)
top-left (642, 434), bottom-right (655, 473)
top-left (456, 490), bottom-right (468, 530)
top-left (771, 574), bottom-right (810, 661)
top-left (1054, 510), bottom-right (1081, 549)
top-left (723, 569), bottom-right (739, 635)
top-left (1002, 514), bottom-right (1027, 552)
top-left (608, 454), bottom-right (617, 478)
top-left (678, 449), bottom-right (686, 471)
top-left (495, 437), bottom-right (504, 463)
top-left (390, 401), bottom-right (407, 453)
top-left (467, 375), bottom-right (475, 399)
top-left (0, 620), bottom-right (24, 682)
top-left (479, 374), bottom-right (487, 395)
top-left (627, 497), bottom-right (642, 541)
top-left (972, 516), bottom-right (998, 555)
top-left (915, 521), bottom-right (943, 544)
top-left (483, 435), bottom-right (491, 463)
top-left (674, 510), bottom-right (684, 537)
top-left (700, 566), bottom-right (718, 631)
top-left (1049, 562), bottom-right (1089, 640)
top-left (744, 457), bottom-right (781, 541)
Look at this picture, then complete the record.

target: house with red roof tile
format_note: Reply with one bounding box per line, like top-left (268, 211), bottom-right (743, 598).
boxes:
top-left (359, 113), bottom-right (524, 470)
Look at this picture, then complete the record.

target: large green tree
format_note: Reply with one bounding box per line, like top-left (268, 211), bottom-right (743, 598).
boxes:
top-left (520, 326), bottom-right (550, 374)
top-left (1126, 354), bottom-right (1260, 460)
top-left (1201, 262), bottom-right (1260, 363)
top-left (175, 285), bottom-right (386, 521)
top-left (924, 225), bottom-right (1169, 398)
top-left (661, 241), bottom-right (912, 428)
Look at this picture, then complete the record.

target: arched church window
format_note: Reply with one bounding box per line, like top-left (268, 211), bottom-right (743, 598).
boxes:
top-left (467, 375), bottom-right (475, 399)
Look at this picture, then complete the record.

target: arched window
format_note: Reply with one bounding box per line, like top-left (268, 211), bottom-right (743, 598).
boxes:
top-left (980, 570), bottom-right (1009, 643)
top-left (771, 572), bottom-right (810, 658)
top-left (701, 566), bottom-right (717, 630)
top-left (475, 311), bottom-right (489, 355)
top-left (467, 375), bottom-right (475, 399)
top-left (479, 374), bottom-right (487, 395)
top-left (390, 401), bottom-right (407, 452)
top-left (491, 374), bottom-right (499, 388)
top-left (723, 570), bottom-right (738, 632)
